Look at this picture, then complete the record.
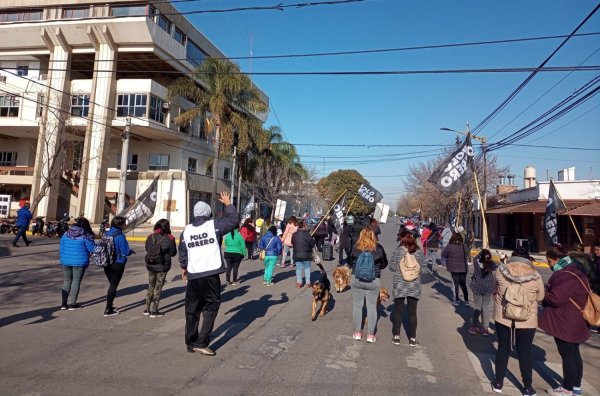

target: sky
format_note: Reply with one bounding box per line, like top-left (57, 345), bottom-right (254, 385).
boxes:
top-left (176, 0), bottom-right (600, 207)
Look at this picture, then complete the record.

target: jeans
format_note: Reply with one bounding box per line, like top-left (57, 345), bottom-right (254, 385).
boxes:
top-left (494, 322), bottom-right (536, 388)
top-left (471, 294), bottom-right (493, 329)
top-left (185, 275), bottom-right (220, 348)
top-left (263, 255), bottom-right (278, 283)
top-left (450, 272), bottom-right (469, 301)
top-left (281, 245), bottom-right (294, 266)
top-left (224, 252), bottom-right (243, 283)
top-left (104, 263), bottom-right (126, 310)
top-left (146, 271), bottom-right (167, 311)
top-left (62, 266), bottom-right (86, 305)
top-left (12, 226), bottom-right (30, 245)
top-left (339, 248), bottom-right (351, 265)
top-left (295, 260), bottom-right (311, 285)
top-left (392, 296), bottom-right (418, 339)
top-left (554, 337), bottom-right (583, 391)
top-left (351, 276), bottom-right (381, 334)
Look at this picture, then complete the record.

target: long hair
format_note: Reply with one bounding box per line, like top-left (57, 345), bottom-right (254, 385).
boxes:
top-left (449, 232), bottom-right (463, 245)
top-left (399, 230), bottom-right (417, 254)
top-left (230, 223), bottom-right (240, 238)
top-left (355, 227), bottom-right (377, 252)
top-left (153, 219), bottom-right (171, 235)
top-left (287, 216), bottom-right (298, 225)
top-left (76, 217), bottom-right (95, 237)
top-left (479, 249), bottom-right (492, 263)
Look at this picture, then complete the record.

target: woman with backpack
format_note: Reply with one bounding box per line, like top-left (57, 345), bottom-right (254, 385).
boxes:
top-left (59, 217), bottom-right (96, 310)
top-left (258, 225), bottom-right (282, 286)
top-left (491, 249), bottom-right (544, 396)
top-left (389, 230), bottom-right (426, 347)
top-left (143, 219), bottom-right (177, 317)
top-left (469, 249), bottom-right (497, 336)
top-left (540, 246), bottom-right (591, 396)
top-left (223, 224), bottom-right (247, 285)
top-left (350, 226), bottom-right (388, 343)
top-left (279, 217), bottom-right (298, 268)
top-left (240, 218), bottom-right (256, 260)
top-left (442, 232), bottom-right (470, 306)
top-left (103, 216), bottom-right (134, 317)
top-left (292, 220), bottom-right (316, 288)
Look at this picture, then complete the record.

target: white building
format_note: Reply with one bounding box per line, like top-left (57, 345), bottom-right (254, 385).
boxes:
top-left (0, 1), bottom-right (268, 226)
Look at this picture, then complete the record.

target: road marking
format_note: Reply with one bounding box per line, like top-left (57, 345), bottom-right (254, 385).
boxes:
top-left (467, 351), bottom-right (521, 395)
top-left (324, 335), bottom-right (363, 370)
top-left (406, 347), bottom-right (437, 383)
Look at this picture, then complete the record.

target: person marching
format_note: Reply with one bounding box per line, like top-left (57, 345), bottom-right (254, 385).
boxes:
top-left (279, 216), bottom-right (298, 268)
top-left (143, 219), bottom-right (177, 317)
top-left (258, 225), bottom-right (282, 286)
top-left (12, 201), bottom-right (32, 247)
top-left (239, 218), bottom-right (256, 260)
top-left (179, 192), bottom-right (238, 356)
top-left (103, 216), bottom-right (134, 317)
top-left (223, 224), bottom-right (247, 286)
top-left (442, 233), bottom-right (470, 306)
top-left (291, 219), bottom-right (316, 288)
top-left (469, 249), bottom-right (497, 336)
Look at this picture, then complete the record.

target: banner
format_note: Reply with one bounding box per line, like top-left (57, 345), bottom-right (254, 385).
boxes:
top-left (357, 182), bottom-right (383, 206)
top-left (118, 177), bottom-right (159, 234)
top-left (241, 194), bottom-right (255, 222)
top-left (544, 180), bottom-right (566, 247)
top-left (428, 135), bottom-right (475, 197)
top-left (274, 199), bottom-right (287, 221)
top-left (373, 202), bottom-right (390, 224)
top-left (331, 193), bottom-right (347, 234)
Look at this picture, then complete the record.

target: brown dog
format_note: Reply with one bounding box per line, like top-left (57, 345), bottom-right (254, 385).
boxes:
top-left (378, 287), bottom-right (390, 307)
top-left (311, 263), bottom-right (331, 321)
top-left (332, 265), bottom-right (351, 292)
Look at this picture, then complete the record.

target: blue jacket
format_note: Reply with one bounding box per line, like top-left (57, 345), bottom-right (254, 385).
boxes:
top-left (15, 207), bottom-right (32, 227)
top-left (106, 227), bottom-right (133, 264)
top-left (59, 226), bottom-right (96, 267)
top-left (259, 231), bottom-right (282, 256)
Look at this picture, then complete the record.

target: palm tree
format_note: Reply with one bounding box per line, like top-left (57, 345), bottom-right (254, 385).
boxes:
top-left (168, 58), bottom-right (268, 207)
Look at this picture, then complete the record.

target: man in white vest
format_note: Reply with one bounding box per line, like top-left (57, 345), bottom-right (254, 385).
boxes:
top-left (179, 192), bottom-right (238, 356)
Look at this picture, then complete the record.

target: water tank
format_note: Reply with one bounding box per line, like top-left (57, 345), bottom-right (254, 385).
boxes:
top-left (524, 166), bottom-right (537, 188)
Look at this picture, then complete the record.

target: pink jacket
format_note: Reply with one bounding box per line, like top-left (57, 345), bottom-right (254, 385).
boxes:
top-left (281, 224), bottom-right (298, 247)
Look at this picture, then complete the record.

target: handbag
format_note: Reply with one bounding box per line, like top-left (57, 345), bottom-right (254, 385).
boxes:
top-left (259, 236), bottom-right (275, 261)
top-left (565, 271), bottom-right (600, 326)
top-left (312, 246), bottom-right (322, 265)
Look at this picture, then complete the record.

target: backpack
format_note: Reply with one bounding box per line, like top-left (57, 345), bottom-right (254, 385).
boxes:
top-left (566, 271), bottom-right (600, 326)
top-left (145, 234), bottom-right (166, 266)
top-left (356, 251), bottom-right (376, 282)
top-left (502, 282), bottom-right (530, 321)
top-left (92, 235), bottom-right (115, 268)
top-left (399, 247), bottom-right (420, 281)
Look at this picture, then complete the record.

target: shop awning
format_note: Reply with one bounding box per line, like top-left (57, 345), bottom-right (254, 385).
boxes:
top-left (486, 200), bottom-right (596, 215)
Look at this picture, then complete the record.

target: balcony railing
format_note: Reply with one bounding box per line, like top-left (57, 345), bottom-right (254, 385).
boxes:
top-left (0, 166), bottom-right (34, 176)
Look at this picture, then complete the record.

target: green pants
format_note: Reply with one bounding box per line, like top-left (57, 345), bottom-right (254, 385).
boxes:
top-left (264, 256), bottom-right (278, 283)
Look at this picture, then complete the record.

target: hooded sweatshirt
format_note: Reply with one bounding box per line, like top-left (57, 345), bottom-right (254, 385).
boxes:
top-left (493, 256), bottom-right (545, 329)
top-left (59, 226), bottom-right (96, 267)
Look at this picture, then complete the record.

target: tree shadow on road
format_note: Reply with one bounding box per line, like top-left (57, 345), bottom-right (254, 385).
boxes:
top-left (210, 292), bottom-right (289, 351)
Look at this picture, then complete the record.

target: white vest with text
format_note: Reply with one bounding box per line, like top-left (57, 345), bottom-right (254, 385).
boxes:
top-left (182, 220), bottom-right (222, 274)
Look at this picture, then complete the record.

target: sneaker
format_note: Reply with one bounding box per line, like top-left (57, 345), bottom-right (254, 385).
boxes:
top-left (451, 299), bottom-right (460, 306)
top-left (468, 326), bottom-right (478, 335)
top-left (366, 334), bottom-right (376, 343)
top-left (191, 345), bottom-right (216, 356)
top-left (522, 386), bottom-right (536, 396)
top-left (491, 381), bottom-right (503, 393)
top-left (231, 282), bottom-right (238, 286)
top-left (306, 283), bottom-right (312, 288)
top-left (409, 338), bottom-right (419, 347)
top-left (143, 309), bottom-right (150, 316)
top-left (572, 387), bottom-right (582, 396)
top-left (150, 311), bottom-right (164, 318)
top-left (60, 304), bottom-right (68, 310)
top-left (547, 387), bottom-right (573, 396)
top-left (352, 331), bottom-right (362, 341)
top-left (480, 328), bottom-right (491, 336)
top-left (266, 282), bottom-right (274, 287)
top-left (25, 241), bottom-right (32, 246)
top-left (296, 283), bottom-right (303, 288)
top-left (67, 304), bottom-right (82, 310)
top-left (12, 243), bottom-right (19, 247)
top-left (392, 335), bottom-right (401, 346)
top-left (103, 308), bottom-right (119, 317)
top-left (464, 300), bottom-right (470, 307)
top-left (262, 281), bottom-right (267, 285)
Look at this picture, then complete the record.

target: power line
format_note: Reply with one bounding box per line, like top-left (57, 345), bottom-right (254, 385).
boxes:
top-left (524, 101), bottom-right (600, 143)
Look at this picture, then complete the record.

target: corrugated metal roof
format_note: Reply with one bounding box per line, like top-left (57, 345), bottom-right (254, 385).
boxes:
top-left (486, 200), bottom-right (596, 215)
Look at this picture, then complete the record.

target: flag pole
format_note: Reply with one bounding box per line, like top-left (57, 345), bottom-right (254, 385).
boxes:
top-left (551, 180), bottom-right (583, 244)
top-left (311, 189), bottom-right (347, 237)
top-left (345, 195), bottom-right (357, 216)
top-left (456, 192), bottom-right (462, 229)
top-left (467, 131), bottom-right (489, 249)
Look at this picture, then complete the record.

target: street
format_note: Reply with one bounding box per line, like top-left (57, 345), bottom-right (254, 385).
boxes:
top-left (1, 223), bottom-right (598, 396)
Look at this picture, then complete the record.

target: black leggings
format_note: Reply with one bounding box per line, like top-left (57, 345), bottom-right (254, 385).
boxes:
top-left (224, 252), bottom-right (243, 283)
top-left (245, 242), bottom-right (254, 259)
top-left (338, 248), bottom-right (351, 265)
top-left (494, 322), bottom-right (536, 388)
top-left (554, 337), bottom-right (583, 391)
top-left (392, 297), bottom-right (418, 339)
top-left (450, 272), bottom-right (469, 301)
top-left (104, 263), bottom-right (126, 310)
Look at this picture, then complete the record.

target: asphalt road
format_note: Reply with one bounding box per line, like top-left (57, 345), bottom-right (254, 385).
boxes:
top-left (0, 224), bottom-right (598, 396)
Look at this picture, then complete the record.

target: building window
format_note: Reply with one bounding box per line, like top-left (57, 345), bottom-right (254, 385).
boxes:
top-left (117, 94), bottom-right (147, 117)
top-left (71, 94), bottom-right (90, 117)
top-left (224, 167), bottom-right (231, 180)
top-left (205, 164), bottom-right (213, 177)
top-left (0, 9), bottom-right (43, 22)
top-left (186, 40), bottom-right (206, 67)
top-left (110, 5), bottom-right (148, 17)
top-left (0, 152), bottom-right (17, 166)
top-left (149, 154), bottom-right (169, 171)
top-left (63, 7), bottom-right (90, 19)
top-left (149, 95), bottom-right (167, 124)
top-left (187, 158), bottom-right (197, 173)
top-left (16, 65), bottom-right (28, 77)
top-left (156, 14), bottom-right (172, 34)
top-left (0, 95), bottom-right (19, 117)
top-left (174, 27), bottom-right (186, 46)
top-left (116, 153), bottom-right (139, 171)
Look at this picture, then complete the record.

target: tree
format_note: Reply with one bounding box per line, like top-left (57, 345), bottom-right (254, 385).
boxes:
top-left (317, 169), bottom-right (372, 216)
top-left (168, 58), bottom-right (268, 207)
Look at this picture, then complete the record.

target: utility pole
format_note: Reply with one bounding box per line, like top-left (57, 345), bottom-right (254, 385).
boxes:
top-left (117, 117), bottom-right (131, 214)
top-left (230, 145), bottom-right (237, 201)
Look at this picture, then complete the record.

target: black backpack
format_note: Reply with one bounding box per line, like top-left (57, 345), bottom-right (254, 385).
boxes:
top-left (145, 234), bottom-right (166, 266)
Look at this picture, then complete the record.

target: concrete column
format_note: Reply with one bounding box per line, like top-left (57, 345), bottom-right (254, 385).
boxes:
top-left (31, 27), bottom-right (71, 219)
top-left (78, 25), bottom-right (118, 223)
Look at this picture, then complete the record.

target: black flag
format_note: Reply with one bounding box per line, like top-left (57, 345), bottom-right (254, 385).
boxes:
top-left (544, 180), bottom-right (566, 247)
top-left (331, 193), bottom-right (347, 234)
top-left (357, 182), bottom-right (383, 206)
top-left (117, 177), bottom-right (159, 234)
top-left (428, 136), bottom-right (475, 197)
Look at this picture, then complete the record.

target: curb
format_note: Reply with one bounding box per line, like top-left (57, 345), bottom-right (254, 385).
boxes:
top-left (468, 249), bottom-right (549, 269)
